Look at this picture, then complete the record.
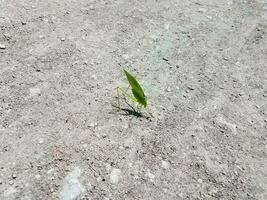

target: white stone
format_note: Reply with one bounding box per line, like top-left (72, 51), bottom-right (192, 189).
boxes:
top-left (38, 138), bottom-right (44, 144)
top-left (29, 87), bottom-right (41, 96)
top-left (122, 54), bottom-right (130, 59)
top-left (198, 8), bottom-right (207, 13)
top-left (162, 160), bottom-right (170, 169)
top-left (47, 168), bottom-right (54, 174)
top-left (61, 167), bottom-right (84, 200)
top-left (146, 171), bottom-right (155, 180)
top-left (110, 168), bottom-right (121, 184)
top-left (88, 122), bottom-right (97, 127)
top-left (35, 174), bottom-right (41, 179)
top-left (0, 44), bottom-right (6, 49)
top-left (124, 137), bottom-right (133, 148)
top-left (164, 23), bottom-right (170, 30)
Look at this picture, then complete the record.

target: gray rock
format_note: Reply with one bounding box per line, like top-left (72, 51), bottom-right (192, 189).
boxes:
top-left (61, 167), bottom-right (84, 200)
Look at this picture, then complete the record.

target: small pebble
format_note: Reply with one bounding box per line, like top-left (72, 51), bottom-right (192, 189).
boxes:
top-left (146, 171), bottom-right (155, 180)
top-left (166, 87), bottom-right (171, 92)
top-left (238, 92), bottom-right (245, 96)
top-left (122, 54), bottom-right (130, 60)
top-left (198, 8), bottom-right (207, 13)
top-left (35, 174), bottom-right (41, 179)
top-left (61, 37), bottom-right (65, 41)
top-left (89, 122), bottom-right (98, 128)
top-left (0, 44), bottom-right (6, 49)
top-left (3, 34), bottom-right (10, 40)
top-left (247, 193), bottom-right (253, 197)
top-left (96, 176), bottom-right (102, 182)
top-left (38, 138), bottom-right (44, 144)
top-left (187, 85), bottom-right (195, 90)
top-left (162, 160), bottom-right (170, 169)
top-left (4, 146), bottom-right (9, 151)
top-left (12, 174), bottom-right (17, 179)
top-left (110, 168), bottom-right (121, 184)
top-left (21, 21), bottom-right (27, 25)
top-left (255, 105), bottom-right (260, 109)
top-left (29, 87), bottom-right (41, 96)
top-left (264, 119), bottom-right (267, 122)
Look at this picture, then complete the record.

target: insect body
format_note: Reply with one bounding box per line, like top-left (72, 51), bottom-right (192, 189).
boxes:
top-left (117, 69), bottom-right (147, 112)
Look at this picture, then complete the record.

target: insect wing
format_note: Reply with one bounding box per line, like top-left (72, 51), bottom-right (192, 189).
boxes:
top-left (132, 89), bottom-right (147, 107)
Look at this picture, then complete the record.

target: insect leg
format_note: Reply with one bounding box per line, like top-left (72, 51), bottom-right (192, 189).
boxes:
top-left (125, 85), bottom-right (130, 92)
top-left (117, 87), bottom-right (138, 103)
top-left (136, 104), bottom-right (143, 113)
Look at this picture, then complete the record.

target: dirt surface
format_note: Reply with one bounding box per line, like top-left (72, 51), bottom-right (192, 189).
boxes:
top-left (0, 0), bottom-right (267, 199)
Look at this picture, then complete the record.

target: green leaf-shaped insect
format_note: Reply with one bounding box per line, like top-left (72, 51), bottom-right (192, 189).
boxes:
top-left (117, 69), bottom-right (147, 112)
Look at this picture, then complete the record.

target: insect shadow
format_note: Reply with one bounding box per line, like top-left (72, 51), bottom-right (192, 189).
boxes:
top-left (111, 100), bottom-right (143, 118)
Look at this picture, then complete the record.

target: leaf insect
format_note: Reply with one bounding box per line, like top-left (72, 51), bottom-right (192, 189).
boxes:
top-left (117, 69), bottom-right (147, 113)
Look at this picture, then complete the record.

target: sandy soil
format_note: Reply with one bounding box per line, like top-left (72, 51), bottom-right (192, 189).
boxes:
top-left (0, 0), bottom-right (267, 199)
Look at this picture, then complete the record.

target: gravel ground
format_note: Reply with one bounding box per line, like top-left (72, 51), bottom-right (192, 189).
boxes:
top-left (0, 0), bottom-right (267, 199)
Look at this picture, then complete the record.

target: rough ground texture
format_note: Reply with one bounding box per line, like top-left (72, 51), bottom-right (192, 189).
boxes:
top-left (0, 0), bottom-right (267, 200)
